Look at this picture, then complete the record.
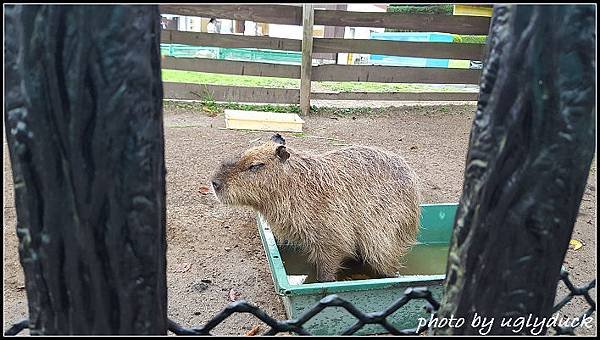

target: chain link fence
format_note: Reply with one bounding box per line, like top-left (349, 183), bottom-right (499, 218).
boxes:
top-left (5, 269), bottom-right (595, 336)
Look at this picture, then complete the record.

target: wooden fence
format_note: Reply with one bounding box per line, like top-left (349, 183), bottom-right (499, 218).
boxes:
top-left (159, 4), bottom-right (490, 114)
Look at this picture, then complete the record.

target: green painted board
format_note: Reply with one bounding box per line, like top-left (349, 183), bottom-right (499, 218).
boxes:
top-left (257, 203), bottom-right (458, 335)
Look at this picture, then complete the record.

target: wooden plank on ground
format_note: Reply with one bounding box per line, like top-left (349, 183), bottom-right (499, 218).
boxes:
top-left (161, 30), bottom-right (302, 51)
top-left (313, 38), bottom-right (486, 60)
top-left (314, 9), bottom-right (491, 34)
top-left (161, 56), bottom-right (300, 79)
top-left (311, 64), bottom-right (482, 84)
top-left (163, 82), bottom-right (300, 104)
top-left (159, 5), bottom-right (302, 26)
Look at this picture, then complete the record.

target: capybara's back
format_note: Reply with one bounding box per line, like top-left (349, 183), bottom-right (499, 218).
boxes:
top-left (211, 134), bottom-right (421, 282)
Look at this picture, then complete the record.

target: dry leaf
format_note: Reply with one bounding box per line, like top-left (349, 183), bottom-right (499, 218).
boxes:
top-left (199, 186), bottom-right (211, 195)
top-left (229, 288), bottom-right (241, 301)
top-left (173, 263), bottom-right (192, 273)
top-left (569, 239), bottom-right (583, 250)
top-left (245, 325), bottom-right (261, 336)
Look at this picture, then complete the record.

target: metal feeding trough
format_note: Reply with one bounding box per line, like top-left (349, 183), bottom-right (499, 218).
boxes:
top-left (257, 203), bottom-right (458, 335)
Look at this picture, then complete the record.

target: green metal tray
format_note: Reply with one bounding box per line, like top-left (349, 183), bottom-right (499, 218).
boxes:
top-left (257, 203), bottom-right (458, 335)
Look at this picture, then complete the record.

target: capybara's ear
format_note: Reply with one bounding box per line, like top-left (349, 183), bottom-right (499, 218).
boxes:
top-left (271, 133), bottom-right (286, 145)
top-left (276, 145), bottom-right (290, 162)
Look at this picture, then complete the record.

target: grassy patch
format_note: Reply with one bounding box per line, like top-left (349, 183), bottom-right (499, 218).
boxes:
top-left (452, 35), bottom-right (488, 44)
top-left (164, 100), bottom-right (301, 116)
top-left (162, 69), bottom-right (299, 89)
top-left (387, 4), bottom-right (453, 15)
top-left (164, 99), bottom-right (395, 117)
top-left (164, 99), bottom-right (477, 118)
top-left (314, 106), bottom-right (384, 117)
top-left (163, 69), bottom-right (474, 93)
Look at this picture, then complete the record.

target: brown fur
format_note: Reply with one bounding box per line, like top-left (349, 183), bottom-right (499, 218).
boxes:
top-left (210, 136), bottom-right (421, 282)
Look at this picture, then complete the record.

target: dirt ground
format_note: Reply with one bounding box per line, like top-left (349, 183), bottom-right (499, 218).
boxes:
top-left (3, 103), bottom-right (596, 335)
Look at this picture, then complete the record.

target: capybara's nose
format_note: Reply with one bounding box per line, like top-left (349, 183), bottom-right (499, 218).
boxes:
top-left (212, 179), bottom-right (223, 192)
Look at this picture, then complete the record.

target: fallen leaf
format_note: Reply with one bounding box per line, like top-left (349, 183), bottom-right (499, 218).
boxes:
top-left (199, 186), bottom-right (211, 195)
top-left (245, 325), bottom-right (261, 336)
top-left (173, 263), bottom-right (192, 273)
top-left (229, 288), bottom-right (241, 301)
top-left (16, 285), bottom-right (25, 290)
top-left (410, 146), bottom-right (418, 150)
top-left (569, 239), bottom-right (583, 250)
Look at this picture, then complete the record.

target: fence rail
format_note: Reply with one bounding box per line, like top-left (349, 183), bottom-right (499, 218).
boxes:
top-left (159, 4), bottom-right (489, 109)
top-left (162, 56), bottom-right (299, 78)
top-left (159, 5), bottom-right (491, 34)
top-left (163, 56), bottom-right (482, 84)
top-left (161, 31), bottom-right (487, 60)
top-left (163, 82), bottom-right (480, 104)
top-left (5, 270), bottom-right (595, 336)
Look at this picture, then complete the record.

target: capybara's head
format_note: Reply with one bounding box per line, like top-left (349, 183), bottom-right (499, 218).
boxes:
top-left (211, 134), bottom-right (290, 207)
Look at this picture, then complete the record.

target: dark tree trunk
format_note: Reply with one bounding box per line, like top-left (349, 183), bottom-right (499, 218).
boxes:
top-left (435, 5), bottom-right (596, 335)
top-left (4, 5), bottom-right (167, 335)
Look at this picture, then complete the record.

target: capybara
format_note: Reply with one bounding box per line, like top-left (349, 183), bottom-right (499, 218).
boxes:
top-left (211, 134), bottom-right (421, 282)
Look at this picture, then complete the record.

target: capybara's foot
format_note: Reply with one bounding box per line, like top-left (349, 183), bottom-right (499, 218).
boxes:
top-left (317, 272), bottom-right (337, 282)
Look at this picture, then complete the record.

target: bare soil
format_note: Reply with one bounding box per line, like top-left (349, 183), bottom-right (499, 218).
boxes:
top-left (3, 103), bottom-right (596, 335)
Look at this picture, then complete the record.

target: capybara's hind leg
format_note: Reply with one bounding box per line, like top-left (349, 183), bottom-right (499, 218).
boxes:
top-left (316, 262), bottom-right (338, 282)
top-left (313, 250), bottom-right (345, 282)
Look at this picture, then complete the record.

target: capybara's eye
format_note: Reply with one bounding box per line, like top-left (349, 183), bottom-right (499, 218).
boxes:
top-left (247, 163), bottom-right (265, 172)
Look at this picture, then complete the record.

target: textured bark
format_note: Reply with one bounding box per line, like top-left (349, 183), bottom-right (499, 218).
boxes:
top-left (4, 5), bottom-right (167, 334)
top-left (435, 5), bottom-right (596, 335)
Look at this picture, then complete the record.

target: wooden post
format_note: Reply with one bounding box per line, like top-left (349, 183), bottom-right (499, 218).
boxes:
top-left (300, 4), bottom-right (314, 116)
top-left (4, 5), bottom-right (168, 334)
top-left (435, 4), bottom-right (596, 335)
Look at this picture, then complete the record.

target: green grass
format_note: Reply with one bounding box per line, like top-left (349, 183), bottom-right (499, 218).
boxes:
top-left (162, 69), bottom-right (474, 93)
top-left (452, 35), bottom-right (488, 44)
top-left (163, 99), bottom-right (386, 117)
top-left (164, 99), bottom-right (301, 115)
top-left (387, 4), bottom-right (454, 15)
top-left (162, 69), bottom-right (299, 89)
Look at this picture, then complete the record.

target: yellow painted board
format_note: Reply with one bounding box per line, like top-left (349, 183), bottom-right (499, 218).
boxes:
top-left (224, 109), bottom-right (305, 133)
top-left (453, 5), bottom-right (493, 17)
top-left (448, 59), bottom-right (471, 69)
